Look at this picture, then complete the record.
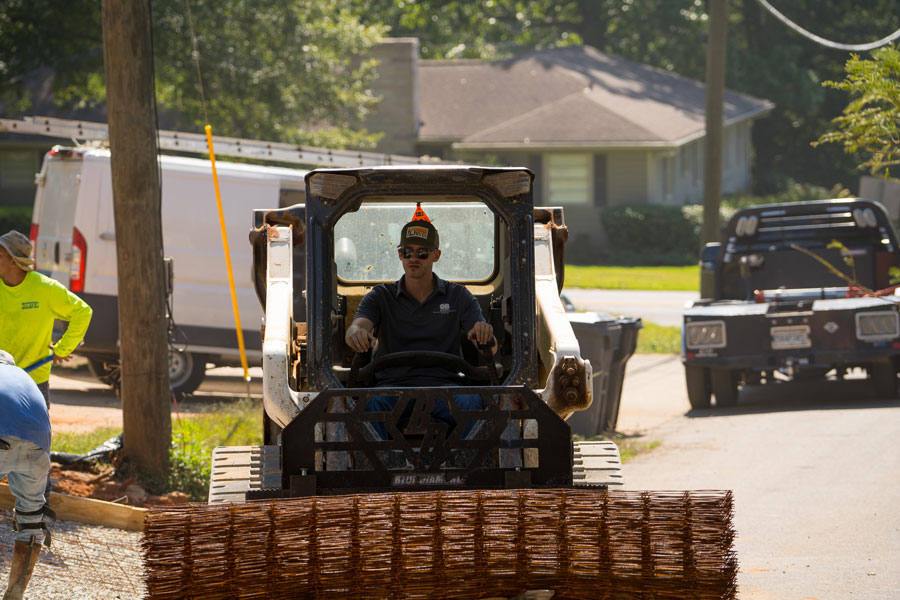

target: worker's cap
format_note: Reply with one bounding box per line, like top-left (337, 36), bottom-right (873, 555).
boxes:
top-left (0, 230), bottom-right (34, 272)
top-left (0, 350), bottom-right (15, 366)
top-left (399, 220), bottom-right (439, 250)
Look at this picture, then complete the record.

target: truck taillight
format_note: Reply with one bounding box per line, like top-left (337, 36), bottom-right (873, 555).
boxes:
top-left (29, 223), bottom-right (39, 269)
top-left (70, 227), bottom-right (86, 292)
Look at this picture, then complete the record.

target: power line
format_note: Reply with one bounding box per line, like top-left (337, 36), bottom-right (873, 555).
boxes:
top-left (755, 0), bottom-right (900, 51)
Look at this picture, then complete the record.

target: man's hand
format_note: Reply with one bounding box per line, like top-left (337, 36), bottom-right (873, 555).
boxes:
top-left (50, 346), bottom-right (72, 366)
top-left (345, 319), bottom-right (376, 353)
top-left (467, 322), bottom-right (497, 354)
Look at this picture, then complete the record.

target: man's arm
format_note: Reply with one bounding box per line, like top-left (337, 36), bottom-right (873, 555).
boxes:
top-left (459, 287), bottom-right (498, 353)
top-left (345, 317), bottom-right (376, 353)
top-left (49, 283), bottom-right (93, 359)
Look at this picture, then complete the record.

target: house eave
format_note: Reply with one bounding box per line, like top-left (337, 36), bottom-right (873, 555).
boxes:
top-left (444, 103), bottom-right (775, 153)
top-left (451, 140), bottom-right (680, 151)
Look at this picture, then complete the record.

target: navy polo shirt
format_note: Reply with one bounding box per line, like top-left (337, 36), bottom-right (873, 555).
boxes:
top-left (354, 274), bottom-right (486, 386)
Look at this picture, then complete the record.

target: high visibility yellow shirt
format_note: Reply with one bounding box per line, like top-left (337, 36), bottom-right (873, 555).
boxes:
top-left (0, 271), bottom-right (93, 385)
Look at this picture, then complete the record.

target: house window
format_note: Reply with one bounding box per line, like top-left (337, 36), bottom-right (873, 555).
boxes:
top-left (544, 153), bottom-right (593, 205)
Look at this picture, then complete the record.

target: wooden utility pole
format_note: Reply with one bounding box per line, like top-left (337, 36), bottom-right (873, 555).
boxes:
top-left (101, 0), bottom-right (171, 476)
top-left (701, 0), bottom-right (727, 297)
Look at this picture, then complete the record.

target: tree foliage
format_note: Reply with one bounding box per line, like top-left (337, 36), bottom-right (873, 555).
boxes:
top-left (0, 0), bottom-right (384, 148)
top-left (3, 0), bottom-right (900, 179)
top-left (815, 45), bottom-right (900, 177)
top-left (351, 0), bottom-right (582, 59)
top-left (152, 0), bottom-right (384, 147)
top-left (0, 0), bottom-right (103, 112)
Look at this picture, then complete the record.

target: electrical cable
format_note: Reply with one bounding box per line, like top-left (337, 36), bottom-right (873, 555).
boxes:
top-left (755, 0), bottom-right (900, 52)
top-left (183, 0), bottom-right (254, 398)
top-left (150, 0), bottom-right (191, 407)
top-left (183, 0), bottom-right (209, 124)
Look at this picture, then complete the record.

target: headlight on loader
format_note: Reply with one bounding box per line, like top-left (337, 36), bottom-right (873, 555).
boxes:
top-left (685, 320), bottom-right (727, 349)
top-left (855, 310), bottom-right (900, 341)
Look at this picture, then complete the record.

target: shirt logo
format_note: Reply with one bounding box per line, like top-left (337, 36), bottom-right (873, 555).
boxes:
top-left (406, 226), bottom-right (430, 240)
top-left (21, 301), bottom-right (38, 310)
top-left (437, 303), bottom-right (451, 314)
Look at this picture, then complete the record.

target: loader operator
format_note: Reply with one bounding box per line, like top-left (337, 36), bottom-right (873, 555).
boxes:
top-left (0, 230), bottom-right (93, 407)
top-left (0, 349), bottom-right (55, 600)
top-left (345, 209), bottom-right (497, 439)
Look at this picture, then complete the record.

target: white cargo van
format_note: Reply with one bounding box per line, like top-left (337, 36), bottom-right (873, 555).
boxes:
top-left (30, 145), bottom-right (307, 394)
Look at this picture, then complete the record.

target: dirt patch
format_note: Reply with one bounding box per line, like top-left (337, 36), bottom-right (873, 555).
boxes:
top-left (49, 464), bottom-right (190, 508)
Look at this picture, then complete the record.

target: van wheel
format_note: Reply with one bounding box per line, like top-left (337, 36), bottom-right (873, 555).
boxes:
top-left (711, 368), bottom-right (740, 407)
top-left (870, 361), bottom-right (897, 398)
top-left (169, 351), bottom-right (206, 397)
top-left (685, 365), bottom-right (711, 409)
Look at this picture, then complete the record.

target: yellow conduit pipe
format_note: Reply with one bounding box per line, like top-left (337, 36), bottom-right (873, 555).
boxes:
top-left (205, 125), bottom-right (250, 382)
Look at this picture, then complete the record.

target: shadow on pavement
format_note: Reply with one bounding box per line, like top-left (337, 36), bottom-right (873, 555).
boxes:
top-left (686, 377), bottom-right (900, 418)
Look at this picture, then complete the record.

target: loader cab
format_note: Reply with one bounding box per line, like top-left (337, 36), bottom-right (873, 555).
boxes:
top-left (302, 166), bottom-right (539, 392)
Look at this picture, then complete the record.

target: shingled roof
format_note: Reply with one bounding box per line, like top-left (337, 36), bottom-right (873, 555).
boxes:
top-left (418, 45), bottom-right (773, 149)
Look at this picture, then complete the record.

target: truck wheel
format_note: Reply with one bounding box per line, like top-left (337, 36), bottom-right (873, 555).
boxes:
top-left (169, 350), bottom-right (207, 397)
top-left (685, 365), bottom-right (712, 409)
top-left (86, 357), bottom-right (122, 394)
top-left (870, 361), bottom-right (898, 398)
top-left (86, 357), bottom-right (112, 380)
top-left (711, 368), bottom-right (740, 407)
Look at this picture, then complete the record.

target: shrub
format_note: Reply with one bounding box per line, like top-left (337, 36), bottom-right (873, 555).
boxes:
top-left (598, 183), bottom-right (850, 266)
top-left (601, 205), bottom-right (698, 266)
top-left (0, 206), bottom-right (32, 235)
top-left (722, 181), bottom-right (849, 210)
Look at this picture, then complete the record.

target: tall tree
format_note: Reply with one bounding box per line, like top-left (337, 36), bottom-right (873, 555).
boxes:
top-left (0, 0), bottom-right (103, 112)
top-left (102, 0), bottom-right (171, 477)
top-left (151, 0), bottom-right (385, 147)
top-left (0, 0), bottom-right (385, 148)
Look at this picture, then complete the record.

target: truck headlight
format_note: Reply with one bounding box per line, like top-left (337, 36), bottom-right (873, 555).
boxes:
top-left (856, 310), bottom-right (900, 341)
top-left (685, 320), bottom-right (727, 349)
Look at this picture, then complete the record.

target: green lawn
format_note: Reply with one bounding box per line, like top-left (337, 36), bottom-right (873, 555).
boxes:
top-left (54, 400), bottom-right (263, 501)
top-left (565, 265), bottom-right (699, 291)
top-left (636, 322), bottom-right (681, 354)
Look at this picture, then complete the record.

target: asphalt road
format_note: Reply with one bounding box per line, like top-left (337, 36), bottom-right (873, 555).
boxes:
top-left (48, 356), bottom-right (900, 599)
top-left (562, 288), bottom-right (698, 327)
top-left (624, 371), bottom-right (900, 600)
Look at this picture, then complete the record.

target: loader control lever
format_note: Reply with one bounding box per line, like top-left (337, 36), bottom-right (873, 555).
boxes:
top-left (478, 343), bottom-right (500, 386)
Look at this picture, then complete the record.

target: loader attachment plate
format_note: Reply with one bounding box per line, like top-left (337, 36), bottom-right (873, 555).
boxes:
top-left (269, 384), bottom-right (573, 496)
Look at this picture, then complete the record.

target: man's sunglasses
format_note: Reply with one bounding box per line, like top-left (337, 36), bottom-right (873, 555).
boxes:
top-left (398, 247), bottom-right (433, 259)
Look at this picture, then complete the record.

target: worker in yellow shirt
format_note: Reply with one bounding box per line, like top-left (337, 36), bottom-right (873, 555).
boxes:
top-left (0, 230), bottom-right (92, 407)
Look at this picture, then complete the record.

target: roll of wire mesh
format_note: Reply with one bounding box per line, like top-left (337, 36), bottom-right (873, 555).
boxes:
top-left (142, 488), bottom-right (737, 600)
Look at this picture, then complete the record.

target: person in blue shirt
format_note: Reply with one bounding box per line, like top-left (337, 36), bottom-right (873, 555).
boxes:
top-left (0, 349), bottom-right (53, 600)
top-left (345, 214), bottom-right (496, 440)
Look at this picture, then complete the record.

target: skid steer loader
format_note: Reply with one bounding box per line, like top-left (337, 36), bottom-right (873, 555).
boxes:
top-left (142, 166), bottom-right (737, 600)
top-left (209, 165), bottom-right (621, 499)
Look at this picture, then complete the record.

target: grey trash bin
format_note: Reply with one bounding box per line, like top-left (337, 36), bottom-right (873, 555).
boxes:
top-left (565, 312), bottom-right (642, 437)
top-left (603, 316), bottom-right (642, 432)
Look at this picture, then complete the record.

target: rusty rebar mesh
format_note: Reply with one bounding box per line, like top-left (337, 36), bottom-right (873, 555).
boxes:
top-left (143, 489), bottom-right (736, 600)
top-left (0, 509), bottom-right (145, 599)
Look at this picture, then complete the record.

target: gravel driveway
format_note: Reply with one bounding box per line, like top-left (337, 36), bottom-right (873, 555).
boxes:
top-left (0, 510), bottom-right (144, 599)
